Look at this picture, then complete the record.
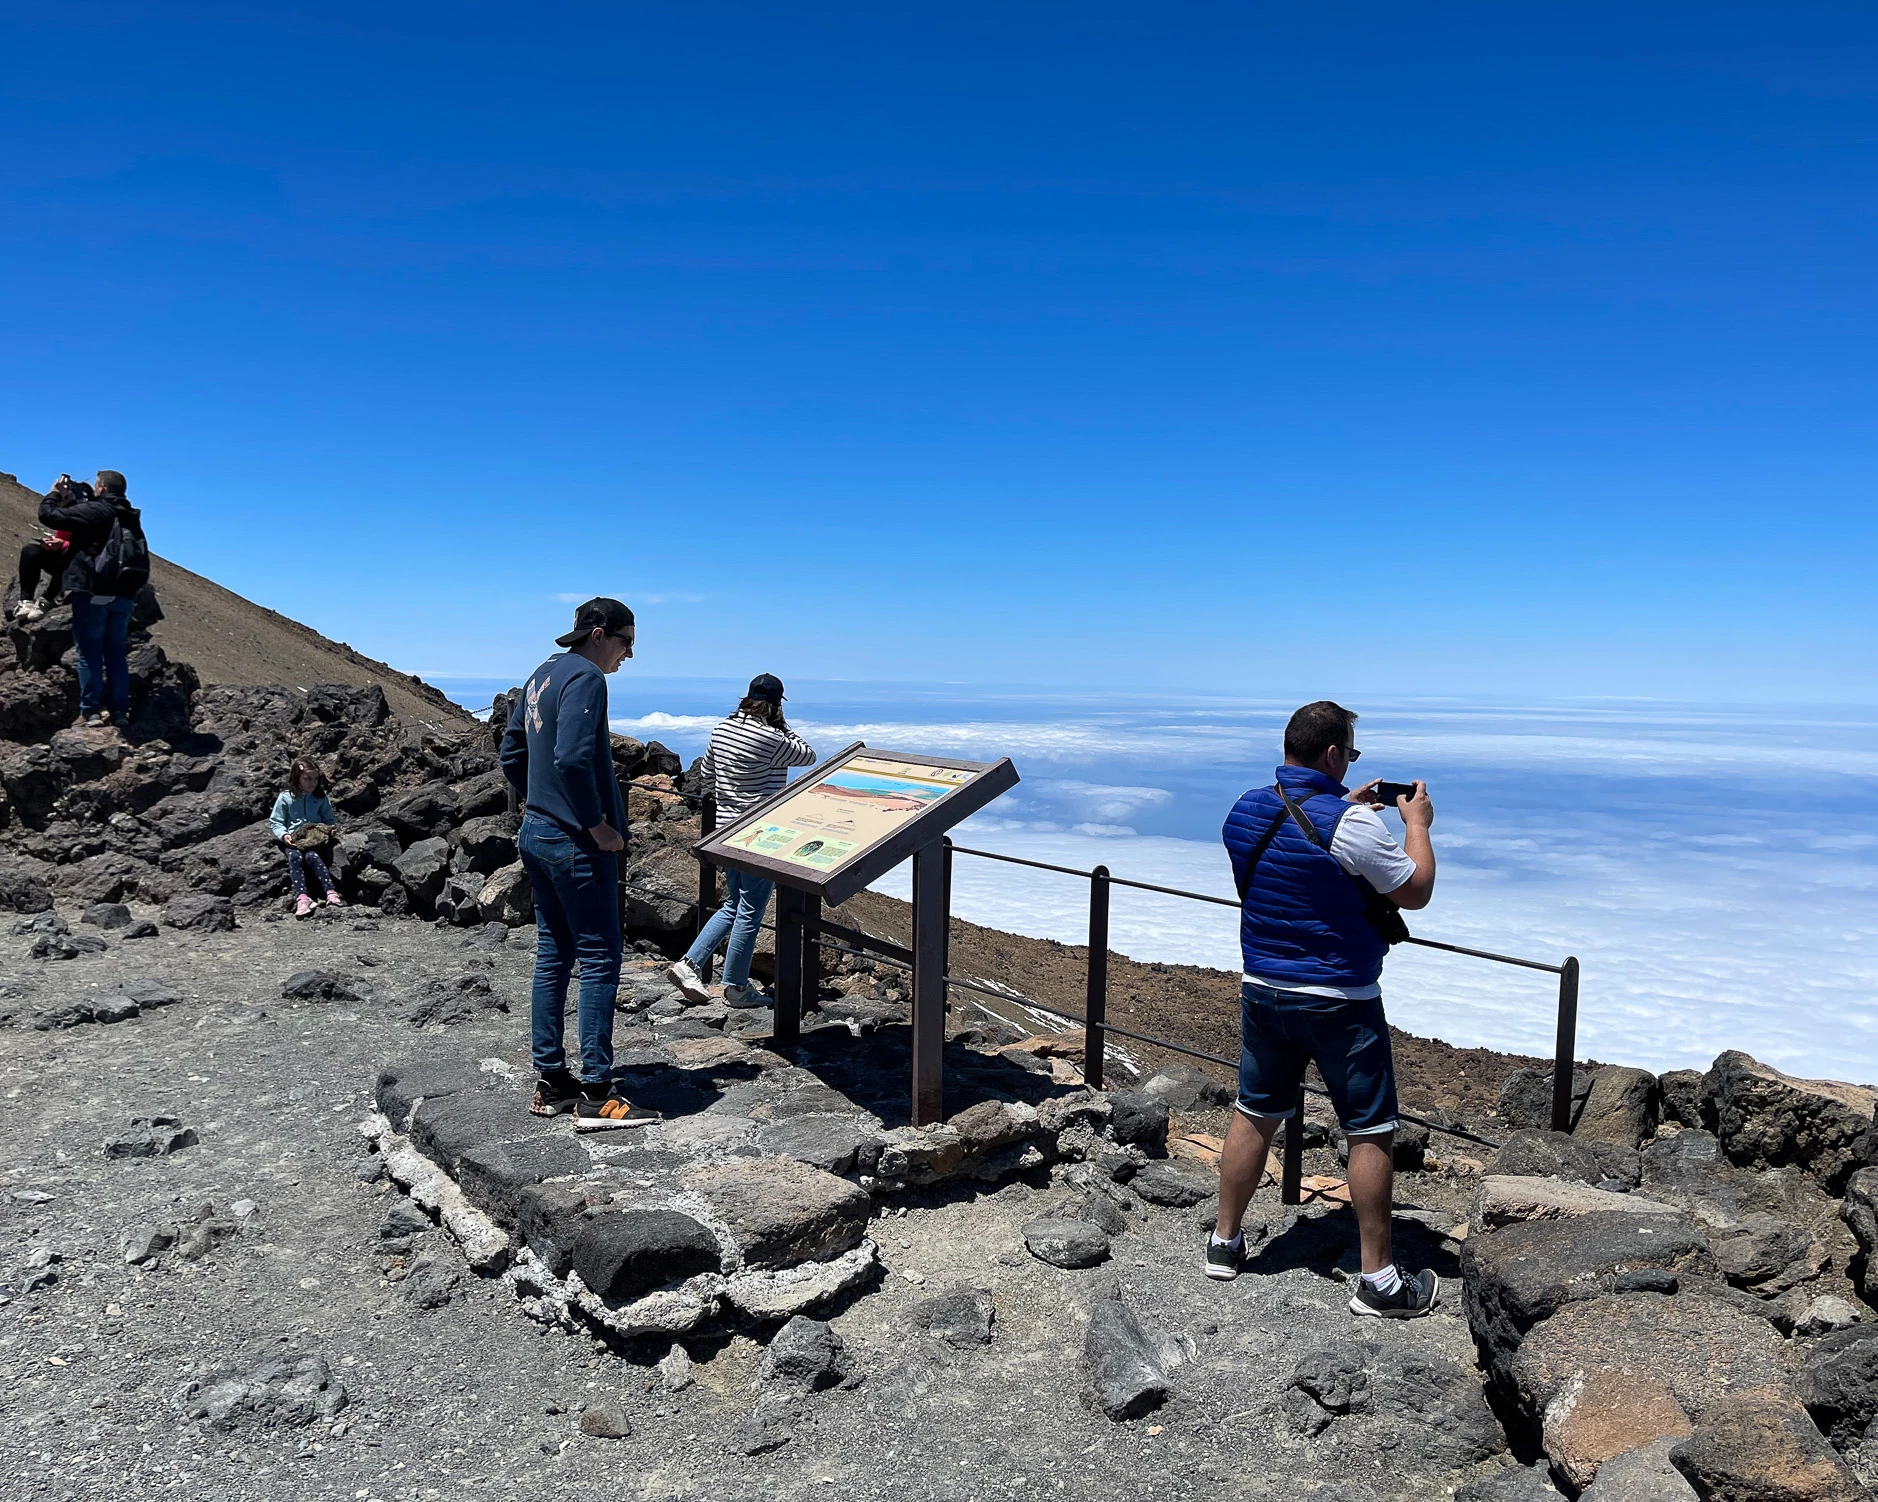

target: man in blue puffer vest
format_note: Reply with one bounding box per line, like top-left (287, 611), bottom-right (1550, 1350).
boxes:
top-left (1212, 700), bottom-right (1440, 1317)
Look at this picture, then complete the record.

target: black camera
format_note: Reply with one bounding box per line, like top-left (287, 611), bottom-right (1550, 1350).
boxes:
top-left (1372, 781), bottom-right (1418, 806)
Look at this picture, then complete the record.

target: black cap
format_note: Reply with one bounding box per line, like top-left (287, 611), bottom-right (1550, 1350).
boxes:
top-left (555, 597), bottom-right (636, 649)
top-left (747, 673), bottom-right (785, 704)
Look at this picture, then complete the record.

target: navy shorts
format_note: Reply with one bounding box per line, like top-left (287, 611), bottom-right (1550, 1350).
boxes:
top-left (1236, 979), bottom-right (1399, 1137)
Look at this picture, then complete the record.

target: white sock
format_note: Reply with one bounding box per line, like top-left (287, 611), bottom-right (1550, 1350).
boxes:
top-left (1361, 1264), bottom-right (1402, 1296)
top-left (1210, 1231), bottom-right (1243, 1249)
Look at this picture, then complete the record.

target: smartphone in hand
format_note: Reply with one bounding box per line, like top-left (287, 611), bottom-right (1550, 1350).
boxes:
top-left (1373, 781), bottom-right (1418, 806)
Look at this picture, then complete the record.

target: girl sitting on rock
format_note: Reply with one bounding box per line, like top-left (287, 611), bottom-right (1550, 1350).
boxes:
top-left (270, 759), bottom-right (344, 918)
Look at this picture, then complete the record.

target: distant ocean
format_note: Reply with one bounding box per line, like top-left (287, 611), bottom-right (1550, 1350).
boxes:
top-left (434, 677), bottom-right (1878, 1085)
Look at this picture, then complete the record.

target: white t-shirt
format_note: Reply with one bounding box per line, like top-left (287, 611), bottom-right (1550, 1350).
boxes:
top-left (1245, 803), bottom-right (1417, 1002)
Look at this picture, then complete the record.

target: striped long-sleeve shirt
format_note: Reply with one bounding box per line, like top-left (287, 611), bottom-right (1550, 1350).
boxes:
top-left (699, 714), bottom-right (818, 825)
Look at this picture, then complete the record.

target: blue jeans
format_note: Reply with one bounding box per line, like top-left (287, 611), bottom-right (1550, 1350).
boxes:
top-left (518, 813), bottom-right (620, 1084)
top-left (684, 867), bottom-right (774, 988)
top-left (69, 593), bottom-right (136, 721)
top-left (1236, 979), bottom-right (1399, 1137)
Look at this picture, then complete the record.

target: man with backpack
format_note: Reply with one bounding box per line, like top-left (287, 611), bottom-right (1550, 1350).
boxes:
top-left (1212, 701), bottom-right (1441, 1318)
top-left (37, 469), bottom-right (150, 728)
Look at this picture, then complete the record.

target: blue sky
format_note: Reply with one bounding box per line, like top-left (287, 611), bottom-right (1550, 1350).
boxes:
top-left (3, 4), bottom-right (1874, 701)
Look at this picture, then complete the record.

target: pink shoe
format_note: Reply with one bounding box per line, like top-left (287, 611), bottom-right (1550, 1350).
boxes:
top-left (325, 891), bottom-right (344, 907)
top-left (294, 894), bottom-right (314, 918)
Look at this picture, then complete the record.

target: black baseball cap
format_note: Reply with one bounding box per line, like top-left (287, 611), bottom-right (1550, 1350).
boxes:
top-left (747, 673), bottom-right (785, 703)
top-left (555, 597), bottom-right (636, 649)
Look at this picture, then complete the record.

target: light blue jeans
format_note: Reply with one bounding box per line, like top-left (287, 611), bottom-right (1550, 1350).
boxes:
top-left (684, 868), bottom-right (774, 989)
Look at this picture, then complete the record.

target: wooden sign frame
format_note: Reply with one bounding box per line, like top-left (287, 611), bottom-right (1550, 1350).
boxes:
top-left (694, 740), bottom-right (1018, 907)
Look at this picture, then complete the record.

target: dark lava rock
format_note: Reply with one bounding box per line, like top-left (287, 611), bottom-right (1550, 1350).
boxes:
top-left (453, 1135), bottom-right (591, 1228)
top-left (759, 1316), bottom-right (853, 1391)
top-left (304, 682), bottom-right (390, 726)
top-left (1500, 1065), bottom-right (1593, 1132)
top-left (685, 1157), bottom-right (870, 1271)
top-left (908, 1286), bottom-right (995, 1347)
top-left (402, 1255), bottom-right (460, 1309)
top-left (448, 815), bottom-right (518, 876)
top-left (374, 1060), bottom-right (482, 1128)
top-left (1498, 1129), bottom-right (1609, 1186)
top-left (1130, 1158), bottom-right (1218, 1207)
top-left (1573, 1066), bottom-right (1661, 1149)
top-left (280, 969), bottom-right (366, 1003)
top-left (1106, 1091), bottom-right (1170, 1155)
top-left (1463, 1210), bottom-right (1716, 1371)
top-left (406, 972), bottom-right (507, 1028)
top-left (754, 1116), bottom-right (881, 1177)
top-left (1670, 1384), bottom-right (1862, 1501)
top-left (80, 901), bottom-right (132, 929)
top-left (577, 1398), bottom-right (631, 1439)
top-left (572, 1209), bottom-right (721, 1304)
top-left (1711, 1212), bottom-right (1818, 1291)
top-left (381, 1200), bottom-right (431, 1238)
top-left (1842, 1167), bottom-right (1878, 1304)
top-left (1023, 1217), bottom-right (1111, 1269)
top-left (1796, 1324), bottom-right (1878, 1451)
top-left (1704, 1049), bottom-right (1878, 1193)
top-left (391, 837), bottom-right (450, 910)
top-left (1660, 1069), bottom-right (1710, 1129)
top-left (382, 784), bottom-right (459, 843)
top-left (1141, 1063), bottom-right (1233, 1112)
top-left (1576, 1437), bottom-right (1694, 1501)
top-left (105, 1117), bottom-right (198, 1158)
top-left (1083, 1298), bottom-right (1170, 1420)
top-left (517, 1182), bottom-right (591, 1279)
top-left (405, 1090), bottom-right (538, 1177)
top-left (32, 930), bottom-right (106, 959)
top-left (161, 892), bottom-right (236, 932)
top-left (0, 861), bottom-right (55, 914)
top-left (121, 919), bottom-right (159, 939)
top-left (174, 1350), bottom-right (348, 1431)
top-left (1456, 1465), bottom-right (1565, 1501)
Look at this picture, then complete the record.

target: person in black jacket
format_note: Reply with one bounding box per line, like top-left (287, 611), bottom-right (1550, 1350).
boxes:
top-left (38, 470), bottom-right (142, 727)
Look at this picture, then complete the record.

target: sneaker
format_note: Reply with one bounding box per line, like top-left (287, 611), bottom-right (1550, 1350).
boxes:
top-left (1349, 1266), bottom-right (1439, 1319)
top-left (1204, 1234), bottom-right (1246, 1281)
top-left (325, 891), bottom-right (345, 907)
top-left (82, 712), bottom-right (110, 729)
top-left (293, 894), bottom-right (314, 918)
top-left (722, 983), bottom-right (772, 1009)
top-left (529, 1070), bottom-right (582, 1117)
top-left (575, 1089), bottom-right (662, 1127)
top-left (667, 958), bottom-right (711, 1004)
top-left (19, 601), bottom-right (46, 624)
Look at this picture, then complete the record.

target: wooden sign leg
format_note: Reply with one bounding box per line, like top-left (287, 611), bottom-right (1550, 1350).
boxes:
top-left (773, 886), bottom-right (803, 1052)
top-left (910, 840), bottom-right (947, 1127)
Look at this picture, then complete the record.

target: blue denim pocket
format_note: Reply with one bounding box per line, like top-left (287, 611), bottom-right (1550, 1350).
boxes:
top-left (521, 816), bottom-right (577, 869)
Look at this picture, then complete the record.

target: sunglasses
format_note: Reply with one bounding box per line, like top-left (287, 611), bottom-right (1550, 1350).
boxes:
top-left (1341, 747), bottom-right (1362, 762)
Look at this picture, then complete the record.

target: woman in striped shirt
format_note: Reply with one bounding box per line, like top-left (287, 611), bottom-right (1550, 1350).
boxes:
top-left (669, 674), bottom-right (817, 1007)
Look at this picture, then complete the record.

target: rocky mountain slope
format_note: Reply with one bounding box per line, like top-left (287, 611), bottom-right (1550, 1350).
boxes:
top-left (0, 469), bottom-right (469, 730)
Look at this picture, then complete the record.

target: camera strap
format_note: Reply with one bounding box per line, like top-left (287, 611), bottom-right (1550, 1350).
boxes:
top-left (1231, 806), bottom-right (1292, 901)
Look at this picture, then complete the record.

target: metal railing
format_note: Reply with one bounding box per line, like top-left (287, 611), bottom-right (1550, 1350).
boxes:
top-left (605, 777), bottom-right (1580, 1205)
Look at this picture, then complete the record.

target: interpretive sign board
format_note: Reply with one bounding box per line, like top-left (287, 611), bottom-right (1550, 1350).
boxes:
top-left (695, 740), bottom-right (1018, 907)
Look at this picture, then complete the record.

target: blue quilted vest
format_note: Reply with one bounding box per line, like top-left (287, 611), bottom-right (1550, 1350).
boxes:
top-left (1221, 765), bottom-right (1387, 990)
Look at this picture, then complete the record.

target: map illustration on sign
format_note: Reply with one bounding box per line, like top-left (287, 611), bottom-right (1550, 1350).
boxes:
top-left (720, 755), bottom-right (973, 875)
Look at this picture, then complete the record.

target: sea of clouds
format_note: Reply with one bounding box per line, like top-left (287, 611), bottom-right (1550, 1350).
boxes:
top-left (441, 678), bottom-right (1878, 1084)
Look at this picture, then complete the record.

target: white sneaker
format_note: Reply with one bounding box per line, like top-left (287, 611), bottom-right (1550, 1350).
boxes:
top-left (667, 958), bottom-right (711, 1004)
top-left (722, 983), bottom-right (772, 1010)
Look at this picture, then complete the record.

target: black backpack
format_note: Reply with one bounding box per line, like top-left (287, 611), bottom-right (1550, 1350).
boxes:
top-left (92, 506), bottom-right (150, 598)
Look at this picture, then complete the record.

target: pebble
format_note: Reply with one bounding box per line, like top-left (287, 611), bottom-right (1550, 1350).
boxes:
top-left (578, 1398), bottom-right (632, 1439)
top-left (232, 1199), bottom-right (258, 1218)
top-left (903, 1269), bottom-right (926, 1284)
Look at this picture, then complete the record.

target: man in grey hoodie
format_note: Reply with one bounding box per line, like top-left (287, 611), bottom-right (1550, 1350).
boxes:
top-left (499, 597), bottom-right (657, 1124)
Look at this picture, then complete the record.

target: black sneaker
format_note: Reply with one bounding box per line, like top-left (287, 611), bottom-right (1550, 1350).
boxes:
top-left (575, 1088), bottom-right (662, 1127)
top-left (1204, 1234), bottom-right (1246, 1281)
top-left (1349, 1266), bottom-right (1439, 1318)
top-left (529, 1070), bottom-right (581, 1117)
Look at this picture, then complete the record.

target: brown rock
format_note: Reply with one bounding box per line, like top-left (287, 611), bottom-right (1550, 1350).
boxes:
top-left (1670, 1385), bottom-right (1861, 1501)
top-left (1542, 1370), bottom-right (1692, 1490)
top-left (1575, 1066), bottom-right (1661, 1149)
top-left (665, 1035), bottom-right (753, 1072)
top-left (1508, 1292), bottom-right (1787, 1430)
top-left (1001, 1030), bottom-right (1086, 1063)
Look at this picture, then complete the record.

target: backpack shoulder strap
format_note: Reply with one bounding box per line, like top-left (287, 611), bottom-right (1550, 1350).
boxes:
top-left (1232, 800), bottom-right (1292, 901)
top-left (1274, 782), bottom-right (1332, 851)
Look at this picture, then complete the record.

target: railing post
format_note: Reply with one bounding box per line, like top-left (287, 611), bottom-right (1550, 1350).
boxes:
top-left (695, 794), bottom-right (717, 985)
top-left (1085, 866), bottom-right (1110, 1090)
top-left (910, 839), bottom-right (948, 1127)
top-left (773, 885), bottom-right (803, 1052)
top-left (1550, 956), bottom-right (1581, 1133)
top-left (1281, 1081), bottom-right (1306, 1205)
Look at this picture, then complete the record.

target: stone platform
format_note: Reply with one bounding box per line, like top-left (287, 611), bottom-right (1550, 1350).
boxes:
top-left (365, 977), bottom-right (1169, 1349)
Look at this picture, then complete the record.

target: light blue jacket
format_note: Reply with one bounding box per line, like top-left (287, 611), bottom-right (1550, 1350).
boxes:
top-left (270, 789), bottom-right (338, 840)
